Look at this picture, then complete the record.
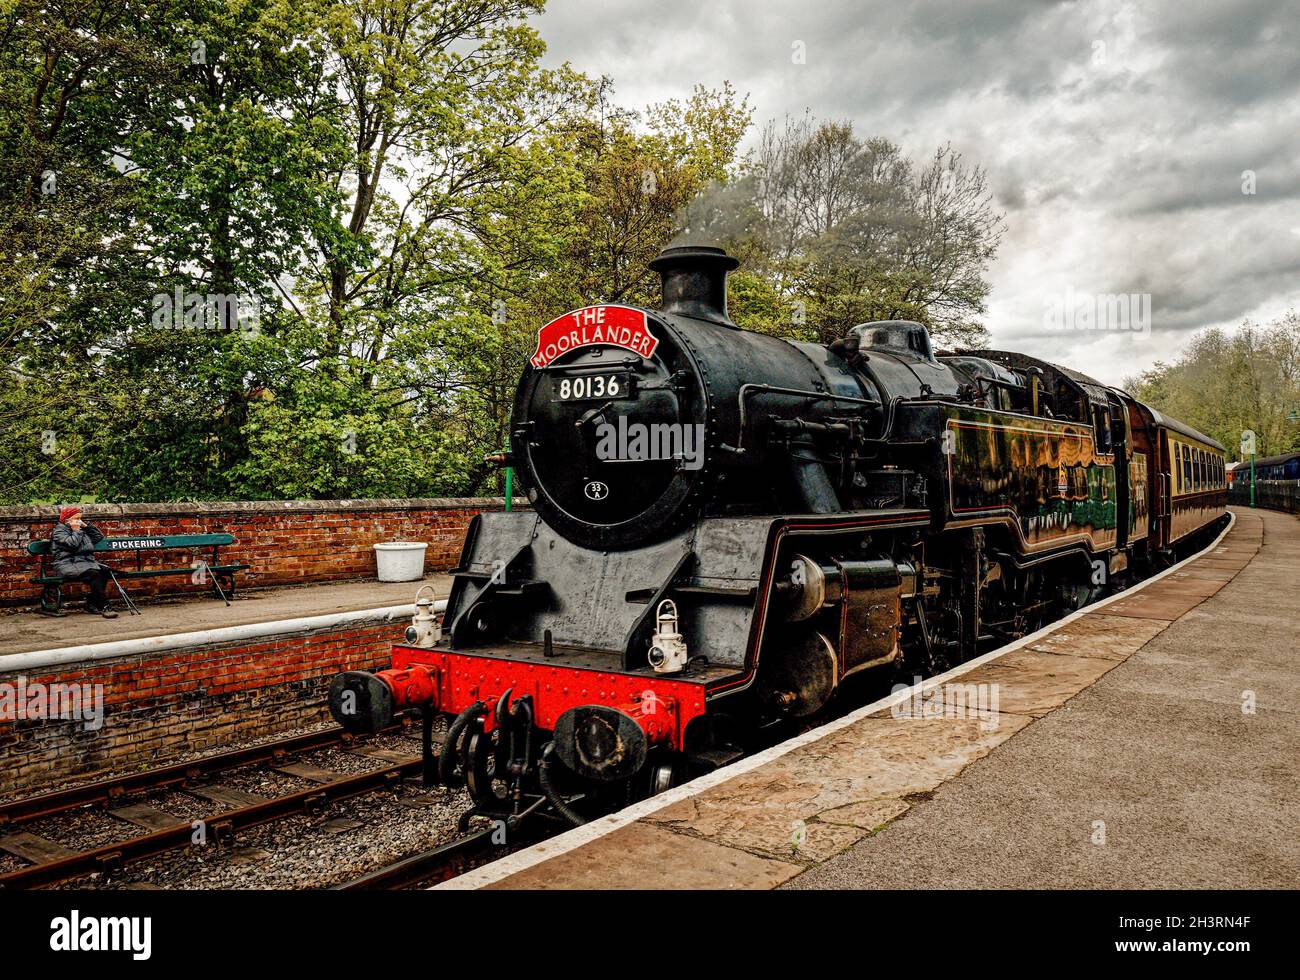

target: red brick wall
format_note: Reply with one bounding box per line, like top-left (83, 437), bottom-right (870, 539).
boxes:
top-left (0, 618), bottom-right (401, 795)
top-left (0, 498), bottom-right (522, 608)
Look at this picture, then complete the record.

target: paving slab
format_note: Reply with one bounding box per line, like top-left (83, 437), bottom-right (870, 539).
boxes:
top-left (1024, 614), bottom-right (1168, 661)
top-left (645, 712), bottom-right (1034, 863)
top-left (929, 648), bottom-right (1122, 718)
top-left (1098, 590), bottom-right (1209, 620)
top-left (483, 821), bottom-right (805, 890)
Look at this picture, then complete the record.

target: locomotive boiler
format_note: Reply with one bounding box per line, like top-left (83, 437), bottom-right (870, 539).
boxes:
top-left (329, 245), bottom-right (1227, 824)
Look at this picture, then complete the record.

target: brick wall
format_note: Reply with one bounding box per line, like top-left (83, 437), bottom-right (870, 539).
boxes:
top-left (0, 617), bottom-right (402, 795)
top-left (0, 497), bottom-right (523, 608)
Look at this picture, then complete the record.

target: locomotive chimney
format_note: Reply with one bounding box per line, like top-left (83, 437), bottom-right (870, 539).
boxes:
top-left (649, 245), bottom-right (740, 327)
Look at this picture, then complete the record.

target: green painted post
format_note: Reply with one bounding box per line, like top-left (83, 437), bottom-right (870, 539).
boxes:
top-left (1250, 454), bottom-right (1255, 508)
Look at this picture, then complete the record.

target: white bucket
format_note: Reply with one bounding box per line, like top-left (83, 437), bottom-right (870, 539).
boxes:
top-left (373, 541), bottom-right (428, 582)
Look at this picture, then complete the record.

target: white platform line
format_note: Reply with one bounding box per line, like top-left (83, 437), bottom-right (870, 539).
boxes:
top-left (441, 512), bottom-right (1241, 890)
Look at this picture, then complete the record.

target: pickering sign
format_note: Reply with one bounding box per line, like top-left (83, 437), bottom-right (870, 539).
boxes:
top-left (531, 305), bottom-right (658, 368)
top-left (49, 911), bottom-right (152, 960)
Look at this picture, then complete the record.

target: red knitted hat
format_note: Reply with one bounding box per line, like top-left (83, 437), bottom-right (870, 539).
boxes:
top-left (59, 506), bottom-right (82, 523)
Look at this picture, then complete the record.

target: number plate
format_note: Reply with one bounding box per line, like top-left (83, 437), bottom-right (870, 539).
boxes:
top-left (553, 373), bottom-right (631, 402)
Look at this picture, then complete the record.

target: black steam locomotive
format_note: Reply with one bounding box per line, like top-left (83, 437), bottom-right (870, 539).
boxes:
top-left (330, 245), bottom-right (1226, 823)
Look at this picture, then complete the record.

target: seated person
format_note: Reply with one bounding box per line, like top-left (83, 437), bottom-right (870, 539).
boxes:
top-left (51, 506), bottom-right (118, 619)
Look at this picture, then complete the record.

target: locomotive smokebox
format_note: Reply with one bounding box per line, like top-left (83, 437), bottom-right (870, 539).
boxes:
top-left (649, 244), bottom-right (740, 327)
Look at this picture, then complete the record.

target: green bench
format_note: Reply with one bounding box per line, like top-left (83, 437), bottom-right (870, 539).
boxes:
top-left (27, 533), bottom-right (250, 615)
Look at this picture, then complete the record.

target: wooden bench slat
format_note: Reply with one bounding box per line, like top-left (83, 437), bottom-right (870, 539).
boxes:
top-left (115, 563), bottom-right (250, 580)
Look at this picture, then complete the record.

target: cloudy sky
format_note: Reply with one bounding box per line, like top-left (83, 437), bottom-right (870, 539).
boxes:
top-left (533, 0), bottom-right (1300, 385)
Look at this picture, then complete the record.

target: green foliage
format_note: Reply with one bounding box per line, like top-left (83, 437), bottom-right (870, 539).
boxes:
top-left (1124, 313), bottom-right (1300, 460)
top-left (0, 4), bottom-right (1005, 505)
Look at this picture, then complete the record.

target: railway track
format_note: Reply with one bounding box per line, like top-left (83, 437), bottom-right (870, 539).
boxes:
top-left (0, 723), bottom-right (440, 889)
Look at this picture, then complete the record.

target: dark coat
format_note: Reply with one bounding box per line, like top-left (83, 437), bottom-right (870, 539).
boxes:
top-left (51, 522), bottom-right (108, 578)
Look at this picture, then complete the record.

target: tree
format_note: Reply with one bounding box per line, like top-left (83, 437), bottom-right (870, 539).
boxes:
top-left (1124, 312), bottom-right (1300, 460)
top-left (696, 114), bottom-right (1004, 348)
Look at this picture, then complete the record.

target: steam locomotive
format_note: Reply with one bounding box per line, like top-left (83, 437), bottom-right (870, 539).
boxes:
top-left (329, 245), bottom-right (1226, 824)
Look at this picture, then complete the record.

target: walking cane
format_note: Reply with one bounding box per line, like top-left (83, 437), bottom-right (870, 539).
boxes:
top-left (106, 565), bottom-right (141, 616)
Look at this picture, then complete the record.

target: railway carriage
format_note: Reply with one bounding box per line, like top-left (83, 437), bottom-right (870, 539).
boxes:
top-left (331, 245), bottom-right (1227, 824)
top-left (1246, 451), bottom-right (1300, 483)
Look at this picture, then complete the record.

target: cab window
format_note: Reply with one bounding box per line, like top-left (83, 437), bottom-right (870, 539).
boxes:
top-left (1093, 406), bottom-right (1112, 454)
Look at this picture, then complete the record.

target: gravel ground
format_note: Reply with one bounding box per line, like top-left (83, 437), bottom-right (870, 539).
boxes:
top-left (59, 774), bottom-right (476, 890)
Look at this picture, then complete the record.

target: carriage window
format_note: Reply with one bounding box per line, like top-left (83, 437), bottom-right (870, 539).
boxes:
top-left (1093, 407), bottom-right (1112, 453)
top-left (1182, 445), bottom-right (1192, 492)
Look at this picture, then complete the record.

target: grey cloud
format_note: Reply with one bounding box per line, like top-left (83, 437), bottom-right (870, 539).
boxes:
top-left (533, 0), bottom-right (1299, 384)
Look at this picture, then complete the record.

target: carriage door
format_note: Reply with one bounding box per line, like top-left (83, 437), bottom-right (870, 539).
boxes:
top-left (1108, 396), bottom-right (1129, 551)
top-left (1158, 431), bottom-right (1173, 547)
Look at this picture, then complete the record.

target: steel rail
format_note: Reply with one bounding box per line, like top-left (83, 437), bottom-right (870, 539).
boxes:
top-left (0, 724), bottom-right (399, 828)
top-left (330, 827), bottom-right (501, 890)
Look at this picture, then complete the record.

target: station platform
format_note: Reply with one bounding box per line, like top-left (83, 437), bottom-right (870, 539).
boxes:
top-left (0, 575), bottom-right (452, 660)
top-left (449, 506), bottom-right (1298, 889)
